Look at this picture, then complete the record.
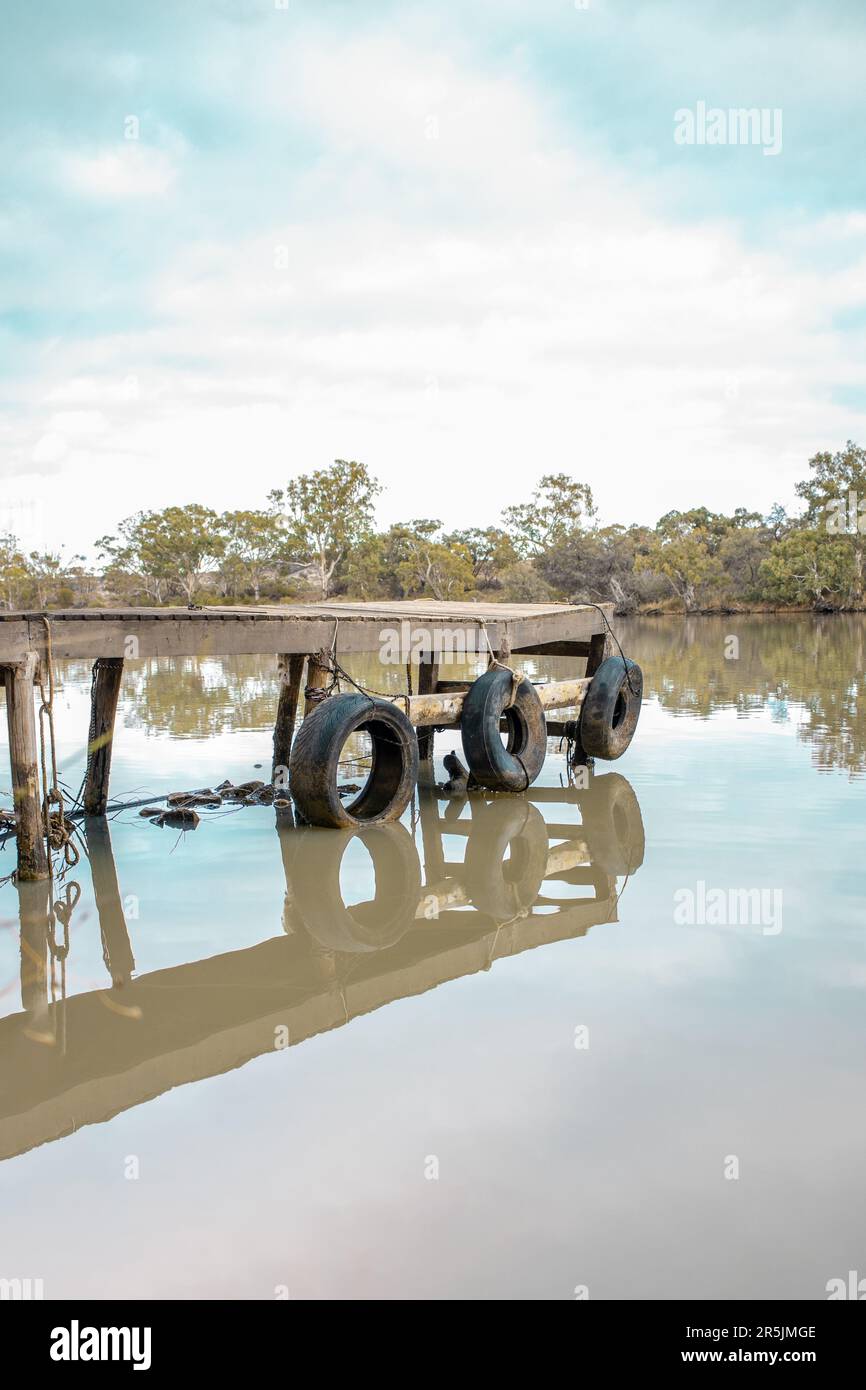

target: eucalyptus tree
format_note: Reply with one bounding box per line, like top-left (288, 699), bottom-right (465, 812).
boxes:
top-left (270, 459), bottom-right (381, 600)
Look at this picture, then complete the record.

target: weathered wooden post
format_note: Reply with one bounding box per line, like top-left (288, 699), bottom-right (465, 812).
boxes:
top-left (303, 653), bottom-right (330, 716)
top-left (83, 657), bottom-right (125, 816)
top-left (417, 651), bottom-right (439, 762)
top-left (4, 654), bottom-right (49, 881)
top-left (584, 629), bottom-right (615, 677)
top-left (273, 653), bottom-right (305, 781)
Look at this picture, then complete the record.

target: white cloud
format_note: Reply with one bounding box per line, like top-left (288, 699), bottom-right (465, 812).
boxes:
top-left (62, 144), bottom-right (178, 200)
top-left (8, 29), bottom-right (866, 554)
top-left (31, 432), bottom-right (68, 466)
top-left (50, 410), bottom-right (109, 438)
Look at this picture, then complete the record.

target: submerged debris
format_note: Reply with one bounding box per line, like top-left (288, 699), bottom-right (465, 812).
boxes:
top-left (136, 775), bottom-right (286, 829)
top-left (218, 779), bottom-right (266, 802)
top-left (154, 808), bottom-right (200, 830)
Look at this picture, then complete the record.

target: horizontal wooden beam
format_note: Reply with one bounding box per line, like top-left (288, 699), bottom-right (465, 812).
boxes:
top-left (511, 640), bottom-right (592, 657)
top-left (378, 676), bottom-right (591, 728)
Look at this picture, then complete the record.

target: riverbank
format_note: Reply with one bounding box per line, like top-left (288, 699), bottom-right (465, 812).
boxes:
top-left (8, 598), bottom-right (864, 620)
top-left (624, 601), bottom-right (866, 616)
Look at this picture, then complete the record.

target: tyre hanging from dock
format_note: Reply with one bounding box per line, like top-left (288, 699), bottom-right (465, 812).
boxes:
top-left (289, 692), bottom-right (419, 829)
top-left (460, 666), bottom-right (547, 792)
top-left (577, 656), bottom-right (643, 761)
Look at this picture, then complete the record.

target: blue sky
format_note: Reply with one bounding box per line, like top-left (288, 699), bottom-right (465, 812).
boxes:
top-left (2, 0), bottom-right (865, 555)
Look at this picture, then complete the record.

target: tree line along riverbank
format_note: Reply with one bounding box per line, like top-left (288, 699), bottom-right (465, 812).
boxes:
top-left (2, 443), bottom-right (865, 615)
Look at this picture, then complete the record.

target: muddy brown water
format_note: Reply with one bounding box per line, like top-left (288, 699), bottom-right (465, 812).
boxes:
top-left (0, 615), bottom-right (863, 1298)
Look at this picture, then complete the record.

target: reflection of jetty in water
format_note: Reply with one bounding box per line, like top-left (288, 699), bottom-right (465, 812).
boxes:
top-left (0, 774), bottom-right (644, 1162)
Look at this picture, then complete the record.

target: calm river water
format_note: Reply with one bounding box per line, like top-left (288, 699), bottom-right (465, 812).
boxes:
top-left (0, 615), bottom-right (863, 1299)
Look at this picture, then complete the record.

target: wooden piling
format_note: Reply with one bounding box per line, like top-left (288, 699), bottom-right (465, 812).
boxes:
top-left (585, 628), bottom-right (615, 677)
top-left (4, 654), bottom-right (49, 881)
top-left (83, 658), bottom-right (125, 816)
top-left (303, 653), bottom-right (330, 717)
top-left (273, 653), bottom-right (305, 781)
top-left (417, 653), bottom-right (439, 761)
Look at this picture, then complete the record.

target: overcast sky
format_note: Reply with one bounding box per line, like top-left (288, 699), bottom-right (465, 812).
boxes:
top-left (2, 0), bottom-right (865, 559)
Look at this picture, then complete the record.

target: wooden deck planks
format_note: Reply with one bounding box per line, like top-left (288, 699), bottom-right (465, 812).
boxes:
top-left (0, 602), bottom-right (611, 662)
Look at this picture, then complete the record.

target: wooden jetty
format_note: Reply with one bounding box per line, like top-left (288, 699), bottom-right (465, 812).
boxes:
top-left (0, 600), bottom-right (627, 878)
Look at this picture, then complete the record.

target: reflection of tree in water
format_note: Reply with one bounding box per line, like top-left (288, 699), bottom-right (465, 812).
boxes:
top-left (119, 654), bottom-right (415, 742)
top-left (798, 678), bottom-right (864, 776)
top-left (122, 658), bottom-right (281, 739)
top-left (619, 615), bottom-right (866, 777)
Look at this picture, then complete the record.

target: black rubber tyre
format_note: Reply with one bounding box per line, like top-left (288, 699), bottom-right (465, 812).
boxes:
top-left (582, 772), bottom-right (645, 875)
top-left (291, 824), bottom-right (422, 952)
top-left (460, 666), bottom-right (547, 792)
top-left (579, 656), bottom-right (643, 760)
top-left (289, 693), bottom-right (419, 829)
top-left (464, 798), bottom-right (549, 921)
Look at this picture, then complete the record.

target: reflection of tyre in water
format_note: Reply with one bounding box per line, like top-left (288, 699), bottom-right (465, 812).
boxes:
top-left (581, 773), bottom-right (645, 876)
top-left (290, 823), bottom-right (422, 952)
top-left (464, 798), bottom-right (549, 922)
